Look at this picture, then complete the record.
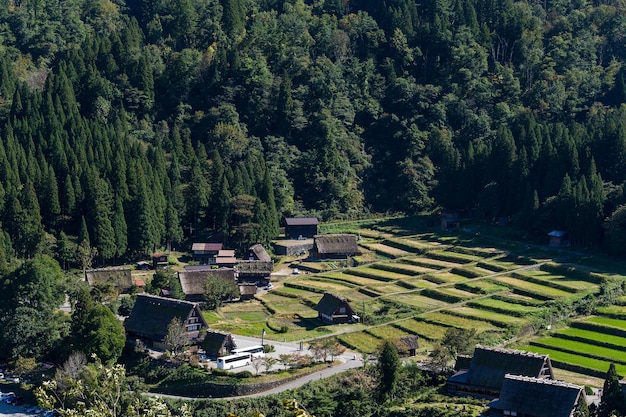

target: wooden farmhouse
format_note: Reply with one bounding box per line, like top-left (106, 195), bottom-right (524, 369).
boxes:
top-left (284, 217), bottom-right (319, 239)
top-left (238, 283), bottom-right (258, 300)
top-left (236, 260), bottom-right (273, 285)
top-left (440, 209), bottom-right (461, 230)
top-left (447, 346), bottom-right (555, 399)
top-left (216, 249), bottom-right (237, 268)
top-left (394, 335), bottom-right (419, 357)
top-left (191, 242), bottom-right (223, 264)
top-left (85, 267), bottom-right (133, 293)
top-left (314, 292), bottom-right (358, 324)
top-left (151, 253), bottom-right (169, 269)
top-left (247, 244), bottom-right (271, 262)
top-left (488, 375), bottom-right (585, 417)
top-left (548, 230), bottom-right (570, 247)
top-left (178, 267), bottom-right (236, 301)
top-left (312, 234), bottom-right (360, 259)
top-left (124, 294), bottom-right (208, 350)
top-left (200, 330), bottom-right (237, 359)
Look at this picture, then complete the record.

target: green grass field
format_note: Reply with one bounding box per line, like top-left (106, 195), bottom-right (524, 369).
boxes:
top-left (359, 243), bottom-right (410, 258)
top-left (586, 316), bottom-right (626, 331)
top-left (338, 331), bottom-right (383, 353)
top-left (531, 337), bottom-right (626, 364)
top-left (419, 311), bottom-right (501, 332)
top-left (467, 298), bottom-right (542, 317)
top-left (493, 276), bottom-right (574, 299)
top-left (519, 344), bottom-right (626, 377)
top-left (554, 328), bottom-right (626, 349)
top-left (367, 325), bottom-right (414, 340)
top-left (445, 307), bottom-right (525, 326)
top-left (393, 318), bottom-right (451, 340)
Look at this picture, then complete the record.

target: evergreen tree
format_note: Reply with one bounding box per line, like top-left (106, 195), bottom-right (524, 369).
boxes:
top-left (598, 363), bottom-right (626, 417)
top-left (377, 340), bottom-right (400, 401)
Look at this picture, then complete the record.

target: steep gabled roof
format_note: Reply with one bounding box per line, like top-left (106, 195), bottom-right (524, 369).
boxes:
top-left (465, 346), bottom-right (552, 390)
top-left (490, 375), bottom-right (583, 417)
top-left (124, 294), bottom-right (204, 341)
top-left (314, 234), bottom-right (360, 255)
top-left (249, 244), bottom-right (271, 262)
top-left (201, 331), bottom-right (236, 358)
top-left (314, 292), bottom-right (351, 315)
top-left (285, 217), bottom-right (319, 226)
top-left (85, 267), bottom-right (133, 291)
top-left (178, 269), bottom-right (236, 298)
top-left (398, 335), bottom-right (419, 351)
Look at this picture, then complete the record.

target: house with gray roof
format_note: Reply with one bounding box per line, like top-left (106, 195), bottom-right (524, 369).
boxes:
top-left (124, 294), bottom-right (208, 350)
top-left (489, 374), bottom-right (585, 417)
top-left (247, 244), bottom-right (272, 262)
top-left (85, 267), bottom-right (133, 293)
top-left (285, 217), bottom-right (319, 239)
top-left (447, 345), bottom-right (555, 399)
top-left (312, 234), bottom-right (360, 259)
top-left (314, 292), bottom-right (358, 324)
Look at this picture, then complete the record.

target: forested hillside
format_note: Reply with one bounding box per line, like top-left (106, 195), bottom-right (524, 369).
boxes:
top-left (0, 0), bottom-right (625, 265)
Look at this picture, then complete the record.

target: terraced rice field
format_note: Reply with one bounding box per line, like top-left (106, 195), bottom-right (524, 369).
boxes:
top-left (531, 338), bottom-right (626, 365)
top-left (467, 297), bottom-right (542, 317)
top-left (419, 311), bottom-right (502, 332)
top-left (348, 266), bottom-right (410, 281)
top-left (389, 292), bottom-right (451, 309)
top-left (444, 307), bottom-right (526, 326)
top-left (492, 275), bottom-right (574, 299)
top-left (512, 270), bottom-right (597, 292)
top-left (555, 328), bottom-right (626, 349)
top-left (294, 277), bottom-right (355, 293)
top-left (261, 293), bottom-right (313, 315)
top-left (360, 242), bottom-right (410, 258)
top-left (370, 262), bottom-right (428, 276)
top-left (393, 318), bottom-right (451, 340)
top-left (455, 280), bottom-right (508, 294)
top-left (367, 324), bottom-right (414, 340)
top-left (594, 305), bottom-right (626, 319)
top-left (320, 272), bottom-right (388, 287)
top-left (426, 272), bottom-right (470, 283)
top-left (520, 345), bottom-right (626, 377)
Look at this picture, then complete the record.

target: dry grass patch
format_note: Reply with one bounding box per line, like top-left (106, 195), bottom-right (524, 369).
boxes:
top-left (394, 318), bottom-right (450, 340)
top-left (338, 331), bottom-right (383, 354)
top-left (367, 325), bottom-right (413, 340)
top-left (390, 292), bottom-right (451, 309)
top-left (421, 311), bottom-right (502, 332)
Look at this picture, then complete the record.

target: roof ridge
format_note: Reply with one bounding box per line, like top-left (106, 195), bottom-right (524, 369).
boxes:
top-left (137, 293), bottom-right (198, 306)
top-left (476, 345), bottom-right (548, 359)
top-left (504, 374), bottom-right (582, 389)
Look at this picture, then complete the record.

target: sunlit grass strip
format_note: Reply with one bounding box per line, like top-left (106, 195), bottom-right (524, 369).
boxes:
top-left (367, 283), bottom-right (415, 294)
top-left (337, 331), bottom-right (383, 354)
top-left (511, 271), bottom-right (594, 292)
top-left (425, 251), bottom-right (475, 264)
top-left (384, 238), bottom-right (435, 254)
top-left (467, 298), bottom-right (542, 317)
top-left (586, 316), bottom-right (626, 331)
top-left (393, 318), bottom-right (451, 341)
top-left (316, 272), bottom-right (385, 287)
top-left (447, 245), bottom-right (504, 258)
top-left (296, 278), bottom-right (356, 293)
top-left (519, 345), bottom-right (626, 378)
top-left (491, 293), bottom-right (546, 306)
top-left (425, 272), bottom-right (469, 283)
top-left (355, 228), bottom-right (396, 240)
top-left (455, 280), bottom-right (509, 294)
top-left (420, 311), bottom-right (501, 332)
top-left (367, 324), bottom-right (413, 340)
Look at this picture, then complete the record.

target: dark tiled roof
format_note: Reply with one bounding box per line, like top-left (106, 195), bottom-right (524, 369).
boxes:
top-left (285, 217), bottom-right (319, 226)
top-left (239, 284), bottom-right (258, 296)
top-left (314, 292), bottom-right (350, 315)
top-left (236, 260), bottom-right (274, 275)
top-left (490, 375), bottom-right (582, 417)
top-left (466, 346), bottom-right (551, 390)
top-left (85, 267), bottom-right (133, 291)
top-left (124, 294), bottom-right (203, 341)
top-left (178, 269), bottom-right (235, 297)
top-left (314, 234), bottom-right (360, 255)
top-left (398, 335), bottom-right (419, 350)
top-left (249, 244), bottom-right (271, 262)
top-left (201, 331), bottom-right (236, 358)
top-left (192, 243), bottom-right (223, 251)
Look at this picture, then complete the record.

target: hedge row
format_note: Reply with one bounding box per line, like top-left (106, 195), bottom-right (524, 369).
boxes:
top-left (476, 261), bottom-right (508, 272)
top-left (422, 274), bottom-right (448, 284)
top-left (454, 282), bottom-right (488, 294)
top-left (257, 298), bottom-right (277, 315)
top-left (358, 287), bottom-right (381, 297)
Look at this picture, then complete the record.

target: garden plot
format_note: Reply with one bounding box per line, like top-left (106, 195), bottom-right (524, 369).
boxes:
top-left (359, 242), bottom-right (411, 258)
top-left (444, 307), bottom-right (526, 327)
top-left (420, 311), bottom-right (501, 332)
top-left (493, 276), bottom-right (574, 300)
top-left (367, 324), bottom-right (414, 340)
top-left (394, 318), bottom-right (450, 340)
top-left (338, 331), bottom-right (383, 354)
top-left (261, 293), bottom-right (314, 315)
top-left (467, 297), bottom-right (542, 317)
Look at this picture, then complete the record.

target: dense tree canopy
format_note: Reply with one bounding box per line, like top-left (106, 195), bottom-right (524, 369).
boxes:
top-left (0, 0), bottom-right (622, 264)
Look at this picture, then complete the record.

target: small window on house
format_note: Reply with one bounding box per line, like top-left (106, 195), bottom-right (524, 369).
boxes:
top-left (339, 307), bottom-right (346, 314)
